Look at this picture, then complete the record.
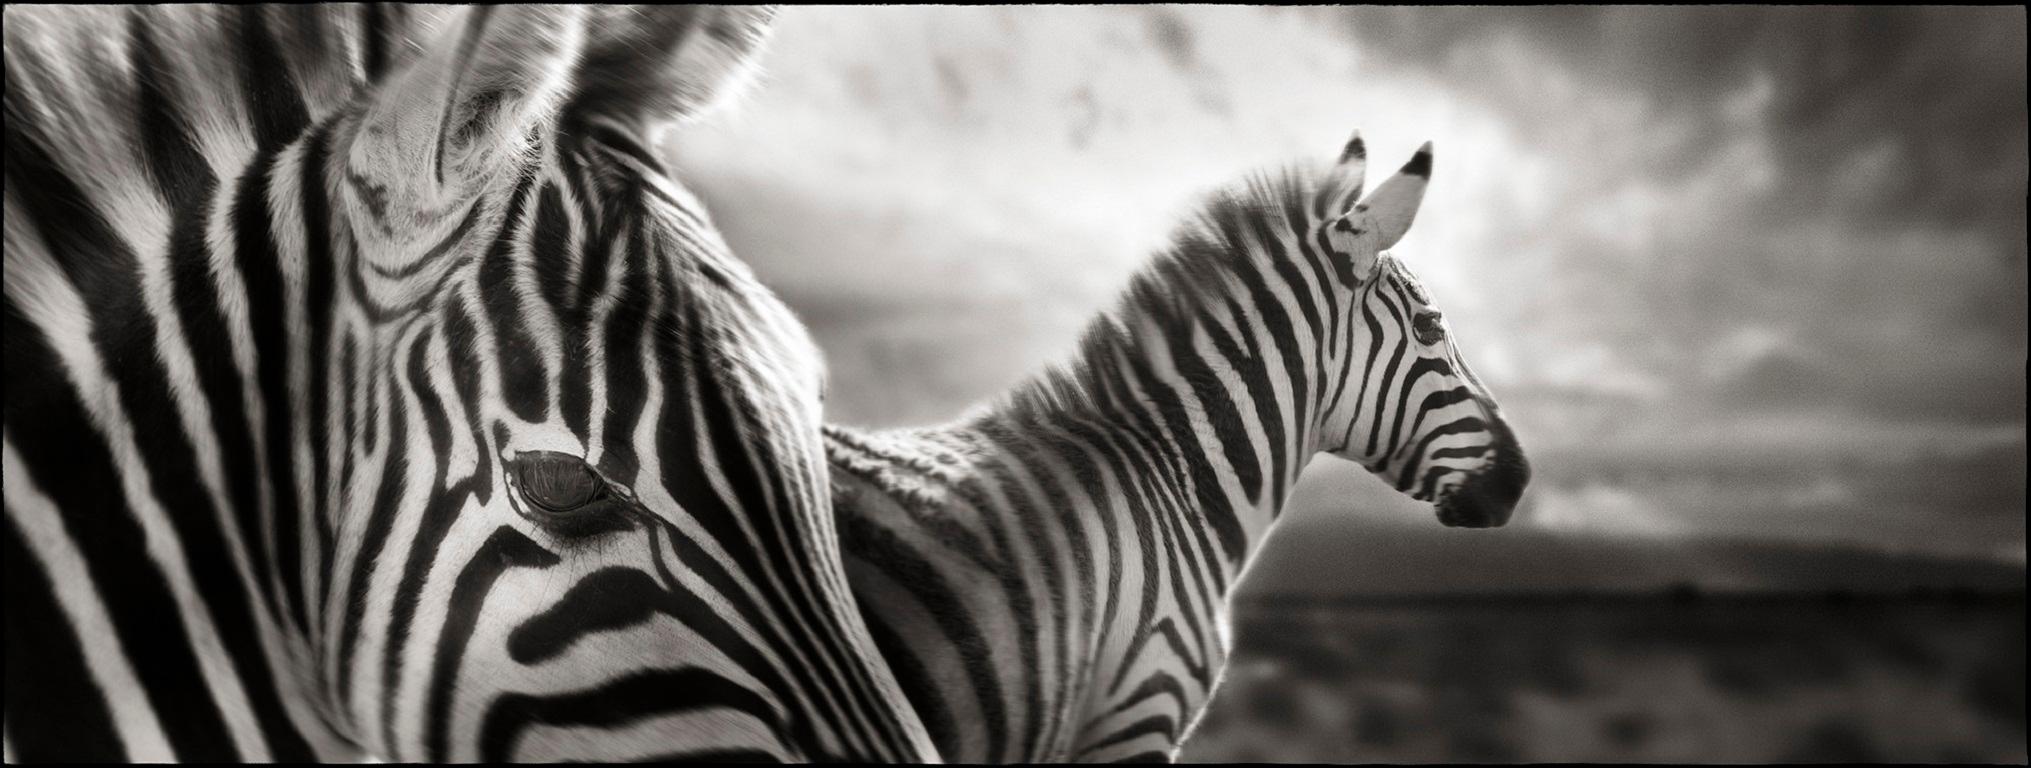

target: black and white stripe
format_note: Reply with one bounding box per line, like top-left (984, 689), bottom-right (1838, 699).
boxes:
top-left (829, 135), bottom-right (1530, 762)
top-left (5, 5), bottom-right (934, 762)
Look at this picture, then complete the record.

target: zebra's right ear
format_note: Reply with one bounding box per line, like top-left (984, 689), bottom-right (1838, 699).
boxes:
top-left (344, 7), bottom-right (586, 237)
top-left (1349, 141), bottom-right (1432, 251)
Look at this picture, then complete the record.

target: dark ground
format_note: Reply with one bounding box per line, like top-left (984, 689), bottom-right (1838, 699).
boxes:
top-left (1180, 592), bottom-right (2026, 763)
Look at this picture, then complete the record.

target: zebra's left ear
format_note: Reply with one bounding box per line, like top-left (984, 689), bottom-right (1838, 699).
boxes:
top-left (346, 7), bottom-right (586, 229)
top-left (566, 6), bottom-right (780, 129)
top-left (1319, 129), bottom-right (1369, 216)
top-left (1349, 141), bottom-right (1432, 251)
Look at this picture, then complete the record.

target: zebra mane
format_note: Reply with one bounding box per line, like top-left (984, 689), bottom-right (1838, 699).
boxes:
top-left (3, 6), bottom-right (419, 191)
top-left (995, 163), bottom-right (1328, 426)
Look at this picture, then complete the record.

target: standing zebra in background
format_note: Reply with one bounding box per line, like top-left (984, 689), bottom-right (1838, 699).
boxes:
top-left (6, 5), bottom-right (936, 762)
top-left (828, 135), bottom-right (1531, 762)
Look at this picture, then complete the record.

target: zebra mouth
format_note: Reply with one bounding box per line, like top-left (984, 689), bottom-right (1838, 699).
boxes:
top-left (1434, 443), bottom-right (1530, 529)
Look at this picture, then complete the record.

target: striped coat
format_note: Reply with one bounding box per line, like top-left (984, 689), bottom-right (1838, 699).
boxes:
top-left (5, 5), bottom-right (935, 762)
top-left (829, 138), bottom-right (1530, 762)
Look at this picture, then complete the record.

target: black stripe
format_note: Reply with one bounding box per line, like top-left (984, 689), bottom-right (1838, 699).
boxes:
top-left (1219, 214), bottom-right (1306, 513)
top-left (1139, 288), bottom-right (1249, 565)
top-left (99, 150), bottom-right (311, 760)
top-left (839, 513), bottom-right (1008, 761)
top-left (1124, 305), bottom-right (1236, 607)
top-left (1077, 713), bottom-right (1176, 760)
top-left (1090, 672), bottom-right (1190, 731)
top-left (361, 4), bottom-right (397, 85)
top-left (686, 306), bottom-right (892, 757)
top-left (945, 455), bottom-right (1048, 756)
top-left (588, 123), bottom-right (666, 174)
top-left (1395, 417), bottom-right (1488, 491)
top-left (361, 322), bottom-right (381, 453)
top-left (4, 515), bottom-right (128, 762)
top-left (650, 279), bottom-right (864, 759)
top-left (997, 431), bottom-right (1098, 754)
top-left (1218, 293), bottom-right (1287, 509)
top-left (1164, 299), bottom-right (1261, 506)
top-left (595, 239), bottom-right (651, 483)
top-left (978, 454), bottom-right (1072, 759)
top-left (1341, 294), bottom-right (1386, 449)
top-left (443, 300), bottom-right (496, 506)
top-left (497, 567), bottom-right (795, 757)
top-left (478, 173), bottom-right (550, 423)
top-left (556, 246), bottom-right (597, 446)
top-left (166, 162), bottom-right (289, 622)
top-left (301, 119), bottom-right (342, 618)
top-left (857, 591), bottom-right (957, 760)
top-left (531, 182), bottom-right (576, 312)
top-left (231, 145), bottom-right (300, 624)
top-left (1388, 365), bottom-right (1466, 455)
top-left (4, 92), bottom-right (248, 758)
top-left (1253, 214), bottom-right (1330, 471)
top-left (334, 336), bottom-right (410, 714)
top-left (234, 5), bottom-right (310, 150)
top-left (1047, 405), bottom-right (1129, 723)
top-left (1077, 369), bottom-right (1184, 702)
top-left (222, 150), bottom-right (286, 617)
top-left (479, 668), bottom-right (783, 763)
top-left (1363, 290), bottom-right (1410, 456)
top-left (2, 298), bottom-right (238, 761)
top-left (1096, 362), bottom-right (1220, 686)
top-left (378, 328), bottom-right (459, 754)
top-left (629, 749), bottom-right (784, 763)
top-left (634, 505), bottom-right (838, 758)
top-left (337, 333), bottom-right (360, 536)
top-left (130, 9), bottom-right (211, 213)
top-left (423, 526), bottom-right (560, 762)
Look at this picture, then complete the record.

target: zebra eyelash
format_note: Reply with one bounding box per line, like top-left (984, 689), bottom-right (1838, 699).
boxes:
top-left (503, 450), bottom-right (636, 537)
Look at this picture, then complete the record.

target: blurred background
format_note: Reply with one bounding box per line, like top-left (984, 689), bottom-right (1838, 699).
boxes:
top-left (666, 7), bottom-right (2027, 762)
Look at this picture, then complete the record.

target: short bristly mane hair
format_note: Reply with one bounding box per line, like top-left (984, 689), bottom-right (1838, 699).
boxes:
top-left (995, 163), bottom-right (1331, 426)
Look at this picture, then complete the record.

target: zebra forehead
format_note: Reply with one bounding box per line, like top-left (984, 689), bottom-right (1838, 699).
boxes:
top-left (1379, 258), bottom-right (1433, 305)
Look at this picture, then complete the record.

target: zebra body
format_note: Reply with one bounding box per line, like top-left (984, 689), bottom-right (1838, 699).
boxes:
top-left (6, 5), bottom-right (934, 762)
top-left (829, 137), bottom-right (1530, 762)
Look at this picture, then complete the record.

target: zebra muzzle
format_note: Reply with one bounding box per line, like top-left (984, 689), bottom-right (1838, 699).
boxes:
top-left (1434, 442), bottom-right (1530, 529)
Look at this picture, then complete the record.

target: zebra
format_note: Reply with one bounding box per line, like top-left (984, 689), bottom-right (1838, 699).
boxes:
top-left (826, 135), bottom-right (1531, 762)
top-left (5, 5), bottom-right (936, 763)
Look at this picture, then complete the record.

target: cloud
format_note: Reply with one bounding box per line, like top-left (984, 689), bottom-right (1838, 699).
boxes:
top-left (666, 7), bottom-right (2027, 561)
top-left (1323, 6), bottom-right (2028, 252)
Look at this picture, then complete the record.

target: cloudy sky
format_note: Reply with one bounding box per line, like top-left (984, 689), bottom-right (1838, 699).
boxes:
top-left (667, 7), bottom-right (2027, 566)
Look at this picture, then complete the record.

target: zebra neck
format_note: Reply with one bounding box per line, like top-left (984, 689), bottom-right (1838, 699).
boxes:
top-left (1003, 202), bottom-right (1343, 573)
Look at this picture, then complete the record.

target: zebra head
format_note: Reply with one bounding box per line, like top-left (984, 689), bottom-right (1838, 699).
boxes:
top-left (320, 7), bottom-right (920, 761)
top-left (1310, 133), bottom-right (1530, 528)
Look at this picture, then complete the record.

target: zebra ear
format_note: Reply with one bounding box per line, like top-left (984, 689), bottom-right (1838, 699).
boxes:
top-left (1319, 129), bottom-right (1368, 215)
top-left (1350, 141), bottom-right (1432, 251)
top-left (345, 7), bottom-right (586, 225)
top-left (567, 6), bottom-right (780, 128)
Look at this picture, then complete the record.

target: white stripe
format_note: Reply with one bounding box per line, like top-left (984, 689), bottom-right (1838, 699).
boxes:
top-left (4, 436), bottom-right (178, 761)
top-left (6, 240), bottom-right (272, 760)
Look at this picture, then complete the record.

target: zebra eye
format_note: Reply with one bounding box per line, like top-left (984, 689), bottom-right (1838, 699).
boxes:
top-left (513, 452), bottom-right (606, 511)
top-left (1413, 312), bottom-right (1446, 345)
top-left (508, 451), bottom-right (630, 536)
